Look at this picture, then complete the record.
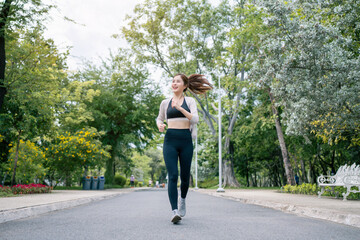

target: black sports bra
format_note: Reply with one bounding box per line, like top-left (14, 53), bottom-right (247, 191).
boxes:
top-left (167, 98), bottom-right (191, 119)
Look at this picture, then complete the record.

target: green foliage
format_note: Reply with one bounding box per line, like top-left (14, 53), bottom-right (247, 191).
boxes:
top-left (0, 25), bottom-right (67, 183)
top-left (114, 174), bottom-right (127, 187)
top-left (44, 128), bottom-right (111, 186)
top-left (253, 0), bottom-right (360, 147)
top-left (5, 140), bottom-right (47, 184)
top-left (0, 184), bottom-right (52, 196)
top-left (283, 184), bottom-right (319, 195)
top-left (199, 177), bottom-right (219, 189)
top-left (76, 49), bottom-right (163, 184)
top-left (1, 0), bottom-right (359, 190)
top-left (0, 1), bottom-right (53, 33)
top-left (145, 148), bottom-right (167, 184)
top-left (283, 183), bottom-right (360, 200)
top-left (55, 80), bottom-right (100, 132)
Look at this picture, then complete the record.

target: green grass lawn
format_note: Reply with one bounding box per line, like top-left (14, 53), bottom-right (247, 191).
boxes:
top-left (0, 192), bottom-right (17, 198)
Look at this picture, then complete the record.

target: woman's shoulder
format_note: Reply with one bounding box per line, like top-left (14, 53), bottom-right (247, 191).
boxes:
top-left (160, 98), bottom-right (171, 108)
top-left (160, 98), bottom-right (171, 104)
top-left (185, 96), bottom-right (196, 104)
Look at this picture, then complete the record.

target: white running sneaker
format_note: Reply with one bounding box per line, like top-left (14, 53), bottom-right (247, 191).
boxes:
top-left (178, 197), bottom-right (186, 217)
top-left (171, 209), bottom-right (182, 224)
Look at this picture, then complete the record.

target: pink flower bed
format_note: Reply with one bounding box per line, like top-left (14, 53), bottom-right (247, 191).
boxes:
top-left (0, 184), bottom-right (52, 195)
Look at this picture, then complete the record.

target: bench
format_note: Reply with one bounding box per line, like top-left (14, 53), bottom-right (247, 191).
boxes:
top-left (317, 163), bottom-right (360, 201)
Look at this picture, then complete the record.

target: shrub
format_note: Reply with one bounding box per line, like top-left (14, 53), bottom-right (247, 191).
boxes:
top-left (283, 183), bottom-right (319, 195)
top-left (282, 183), bottom-right (360, 200)
top-left (11, 184), bottom-right (52, 194)
top-left (0, 185), bottom-right (12, 194)
top-left (6, 140), bottom-right (47, 184)
top-left (199, 177), bottom-right (219, 188)
top-left (114, 174), bottom-right (127, 187)
top-left (0, 183), bottom-right (52, 195)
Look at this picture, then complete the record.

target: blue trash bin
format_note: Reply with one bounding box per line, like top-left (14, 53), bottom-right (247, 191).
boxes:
top-left (98, 176), bottom-right (105, 190)
top-left (91, 176), bottom-right (98, 190)
top-left (83, 176), bottom-right (91, 190)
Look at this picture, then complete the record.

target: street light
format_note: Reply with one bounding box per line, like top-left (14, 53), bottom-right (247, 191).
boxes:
top-left (217, 74), bottom-right (225, 193)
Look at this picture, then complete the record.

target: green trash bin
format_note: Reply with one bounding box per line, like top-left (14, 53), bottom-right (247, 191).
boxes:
top-left (83, 176), bottom-right (91, 190)
top-left (91, 176), bottom-right (98, 190)
top-left (98, 176), bottom-right (105, 190)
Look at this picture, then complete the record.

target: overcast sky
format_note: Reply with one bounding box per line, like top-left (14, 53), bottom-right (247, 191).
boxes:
top-left (43, 0), bottom-right (145, 70)
top-left (42, 0), bottom-right (220, 95)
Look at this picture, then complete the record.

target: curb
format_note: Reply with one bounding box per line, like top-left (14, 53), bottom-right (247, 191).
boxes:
top-left (199, 191), bottom-right (360, 228)
top-left (0, 192), bottom-right (125, 224)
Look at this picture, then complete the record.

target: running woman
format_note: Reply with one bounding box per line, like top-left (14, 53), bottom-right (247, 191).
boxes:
top-left (156, 73), bottom-right (212, 223)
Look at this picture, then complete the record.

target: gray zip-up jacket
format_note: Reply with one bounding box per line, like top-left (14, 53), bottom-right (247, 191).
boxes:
top-left (156, 96), bottom-right (198, 139)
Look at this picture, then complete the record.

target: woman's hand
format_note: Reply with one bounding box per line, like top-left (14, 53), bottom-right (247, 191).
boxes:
top-left (158, 123), bottom-right (167, 132)
top-left (171, 98), bottom-right (182, 110)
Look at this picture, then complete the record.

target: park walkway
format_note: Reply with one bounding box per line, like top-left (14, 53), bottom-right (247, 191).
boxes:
top-left (1, 189), bottom-right (360, 240)
top-left (1, 187), bottom-right (360, 228)
top-left (197, 188), bottom-right (360, 228)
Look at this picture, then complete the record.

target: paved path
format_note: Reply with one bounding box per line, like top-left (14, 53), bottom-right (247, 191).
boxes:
top-left (197, 189), bottom-right (360, 228)
top-left (0, 188), bottom-right (134, 223)
top-left (1, 189), bottom-right (359, 240)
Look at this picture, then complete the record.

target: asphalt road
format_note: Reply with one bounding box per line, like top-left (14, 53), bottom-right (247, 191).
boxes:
top-left (1, 189), bottom-right (359, 240)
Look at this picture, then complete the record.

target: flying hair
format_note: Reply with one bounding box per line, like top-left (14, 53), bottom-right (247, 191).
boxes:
top-left (174, 73), bottom-right (213, 94)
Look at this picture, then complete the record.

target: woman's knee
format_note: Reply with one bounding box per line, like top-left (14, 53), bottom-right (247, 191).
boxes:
top-left (168, 173), bottom-right (178, 183)
top-left (180, 177), bottom-right (189, 186)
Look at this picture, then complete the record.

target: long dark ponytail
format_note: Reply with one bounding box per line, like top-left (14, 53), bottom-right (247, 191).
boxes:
top-left (174, 73), bottom-right (213, 94)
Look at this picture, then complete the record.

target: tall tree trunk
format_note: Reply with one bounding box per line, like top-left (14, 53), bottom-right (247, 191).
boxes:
top-left (221, 65), bottom-right (245, 188)
top-left (330, 150), bottom-right (336, 174)
top-left (288, 151), bottom-right (300, 183)
top-left (268, 88), bottom-right (295, 185)
top-left (105, 148), bottom-right (115, 185)
top-left (11, 132), bottom-right (21, 186)
top-left (65, 173), bottom-right (71, 187)
top-left (84, 165), bottom-right (88, 177)
top-left (309, 159), bottom-right (315, 184)
top-left (253, 170), bottom-right (257, 187)
top-left (223, 137), bottom-right (240, 187)
top-left (0, 0), bottom-right (13, 111)
top-left (300, 158), bottom-right (307, 183)
top-left (245, 158), bottom-right (249, 187)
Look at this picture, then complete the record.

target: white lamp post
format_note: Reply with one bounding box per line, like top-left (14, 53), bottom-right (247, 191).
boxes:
top-left (217, 74), bottom-right (225, 193)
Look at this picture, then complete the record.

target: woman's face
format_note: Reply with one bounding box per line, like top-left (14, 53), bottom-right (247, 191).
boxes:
top-left (171, 76), bottom-right (187, 94)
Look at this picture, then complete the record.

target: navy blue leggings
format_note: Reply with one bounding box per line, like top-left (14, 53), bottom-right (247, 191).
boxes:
top-left (163, 129), bottom-right (193, 210)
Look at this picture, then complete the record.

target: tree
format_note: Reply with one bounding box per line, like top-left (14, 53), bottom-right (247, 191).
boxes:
top-left (45, 128), bottom-right (110, 187)
top-left (5, 139), bottom-right (47, 184)
top-left (76, 49), bottom-right (163, 184)
top-left (0, 0), bottom-right (12, 110)
top-left (130, 151), bottom-right (152, 183)
top-left (122, 0), bottom-right (266, 187)
top-left (0, 26), bottom-right (67, 185)
top-left (0, 0), bottom-right (53, 110)
top-left (55, 80), bottom-right (101, 133)
top-left (253, 0), bottom-right (360, 154)
top-left (233, 87), bottom-right (286, 187)
top-left (145, 148), bottom-right (166, 183)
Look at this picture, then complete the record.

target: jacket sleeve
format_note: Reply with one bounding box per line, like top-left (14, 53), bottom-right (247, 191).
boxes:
top-left (156, 100), bottom-right (166, 125)
top-left (188, 97), bottom-right (199, 124)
